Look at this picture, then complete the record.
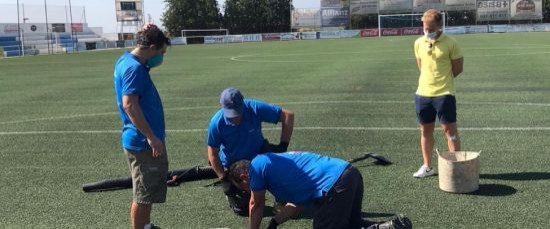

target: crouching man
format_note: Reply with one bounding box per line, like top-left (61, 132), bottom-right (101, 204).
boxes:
top-left (229, 151), bottom-right (413, 229)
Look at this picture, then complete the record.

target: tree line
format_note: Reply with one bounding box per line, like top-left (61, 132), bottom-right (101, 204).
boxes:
top-left (161, 0), bottom-right (292, 36)
top-left (162, 0), bottom-right (550, 36)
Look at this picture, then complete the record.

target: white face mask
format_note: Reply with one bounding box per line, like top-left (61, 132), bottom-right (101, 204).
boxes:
top-left (424, 30), bottom-right (438, 40)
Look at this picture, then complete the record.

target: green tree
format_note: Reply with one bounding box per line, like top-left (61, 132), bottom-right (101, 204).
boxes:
top-left (224, 0), bottom-right (291, 34)
top-left (161, 0), bottom-right (222, 36)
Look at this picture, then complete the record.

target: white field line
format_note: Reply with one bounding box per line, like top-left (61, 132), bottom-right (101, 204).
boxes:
top-left (2, 126), bottom-right (550, 135)
top-left (230, 50), bottom-right (550, 63)
top-left (1, 100), bottom-right (549, 125)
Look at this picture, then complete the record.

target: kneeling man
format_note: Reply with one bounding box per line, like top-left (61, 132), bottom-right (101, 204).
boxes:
top-left (229, 151), bottom-right (412, 229)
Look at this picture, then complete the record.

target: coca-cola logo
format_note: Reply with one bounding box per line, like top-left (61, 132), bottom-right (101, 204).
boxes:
top-left (381, 28), bottom-right (401, 36)
top-left (361, 29), bottom-right (379, 37)
top-left (516, 0), bottom-right (535, 11)
top-left (402, 27), bottom-right (422, 35)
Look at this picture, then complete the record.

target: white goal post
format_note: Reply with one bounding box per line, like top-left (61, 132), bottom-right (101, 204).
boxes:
top-left (181, 29), bottom-right (229, 38)
top-left (378, 13), bottom-right (446, 37)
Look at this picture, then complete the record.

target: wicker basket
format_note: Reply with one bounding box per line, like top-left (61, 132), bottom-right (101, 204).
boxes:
top-left (437, 150), bottom-right (481, 193)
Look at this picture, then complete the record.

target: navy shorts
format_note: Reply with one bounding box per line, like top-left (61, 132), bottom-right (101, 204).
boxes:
top-left (415, 95), bottom-right (457, 124)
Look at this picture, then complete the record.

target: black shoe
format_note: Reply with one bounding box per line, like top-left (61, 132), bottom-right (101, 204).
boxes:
top-left (376, 214), bottom-right (412, 229)
top-left (150, 224), bottom-right (161, 229)
top-left (393, 214), bottom-right (412, 229)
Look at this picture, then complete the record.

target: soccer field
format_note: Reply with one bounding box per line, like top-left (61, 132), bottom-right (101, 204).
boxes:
top-left (1, 32), bottom-right (550, 228)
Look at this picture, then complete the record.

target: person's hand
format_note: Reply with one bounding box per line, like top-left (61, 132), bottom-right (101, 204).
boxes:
top-left (147, 136), bottom-right (165, 157)
top-left (167, 175), bottom-right (180, 187)
top-left (219, 170), bottom-right (229, 181)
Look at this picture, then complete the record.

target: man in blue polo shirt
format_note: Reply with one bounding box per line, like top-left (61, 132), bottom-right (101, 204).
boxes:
top-left (207, 87), bottom-right (294, 215)
top-left (113, 24), bottom-right (170, 229)
top-left (229, 152), bottom-right (413, 229)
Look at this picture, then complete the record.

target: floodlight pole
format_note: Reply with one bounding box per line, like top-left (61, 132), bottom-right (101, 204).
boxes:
top-left (17, 0), bottom-right (22, 56)
top-left (83, 6), bottom-right (87, 24)
top-left (44, 0), bottom-right (51, 54)
top-left (22, 3), bottom-right (26, 57)
top-left (69, 0), bottom-right (78, 52)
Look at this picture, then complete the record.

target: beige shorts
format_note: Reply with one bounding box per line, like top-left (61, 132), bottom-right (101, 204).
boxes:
top-left (125, 148), bottom-right (169, 204)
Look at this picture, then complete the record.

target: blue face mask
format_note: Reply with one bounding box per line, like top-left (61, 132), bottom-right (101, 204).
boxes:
top-left (424, 30), bottom-right (438, 40)
top-left (147, 54), bottom-right (164, 68)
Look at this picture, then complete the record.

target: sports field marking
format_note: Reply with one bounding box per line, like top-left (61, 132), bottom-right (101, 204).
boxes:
top-left (2, 126), bottom-right (550, 136)
top-left (230, 50), bottom-right (550, 63)
top-left (1, 100), bottom-right (549, 125)
top-left (0, 106), bottom-right (219, 125)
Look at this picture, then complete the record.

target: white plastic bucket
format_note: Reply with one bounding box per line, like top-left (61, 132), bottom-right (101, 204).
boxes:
top-left (437, 150), bottom-right (481, 193)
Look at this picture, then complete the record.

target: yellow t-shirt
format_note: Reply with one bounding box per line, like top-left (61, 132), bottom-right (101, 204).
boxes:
top-left (414, 34), bottom-right (463, 97)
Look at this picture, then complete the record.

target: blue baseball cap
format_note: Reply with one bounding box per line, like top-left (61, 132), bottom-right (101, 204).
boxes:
top-left (220, 87), bottom-right (244, 118)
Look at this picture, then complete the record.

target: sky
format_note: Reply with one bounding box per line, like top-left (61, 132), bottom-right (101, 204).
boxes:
top-left (0, 0), bottom-right (319, 33)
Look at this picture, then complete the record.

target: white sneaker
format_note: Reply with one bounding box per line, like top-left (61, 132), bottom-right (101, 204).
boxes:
top-left (413, 165), bottom-right (435, 178)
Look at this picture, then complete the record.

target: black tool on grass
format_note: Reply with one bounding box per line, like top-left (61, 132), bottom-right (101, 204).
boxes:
top-left (348, 152), bottom-right (393, 166)
top-left (82, 166), bottom-right (217, 192)
top-left (83, 152), bottom-right (392, 192)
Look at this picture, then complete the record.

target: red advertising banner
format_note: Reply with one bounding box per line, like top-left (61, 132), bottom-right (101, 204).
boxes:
top-left (402, 27), bottom-right (423, 35)
top-left (71, 23), bottom-right (83, 33)
top-left (360, 29), bottom-right (379, 37)
top-left (3, 24), bottom-right (18, 33)
top-left (380, 28), bottom-right (402, 36)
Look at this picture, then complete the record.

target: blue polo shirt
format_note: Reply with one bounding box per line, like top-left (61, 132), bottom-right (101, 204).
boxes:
top-left (114, 51), bottom-right (165, 152)
top-left (207, 99), bottom-right (281, 168)
top-left (249, 152), bottom-right (350, 205)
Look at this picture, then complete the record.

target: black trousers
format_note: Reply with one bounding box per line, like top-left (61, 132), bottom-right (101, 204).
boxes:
top-left (313, 165), bottom-right (364, 229)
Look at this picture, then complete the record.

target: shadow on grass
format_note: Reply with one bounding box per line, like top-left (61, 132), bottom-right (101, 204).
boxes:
top-left (282, 210), bottom-right (395, 220)
top-left (465, 184), bottom-right (517, 197)
top-left (267, 205), bottom-right (395, 220)
top-left (361, 212), bottom-right (397, 218)
top-left (480, 172), bottom-right (550, 181)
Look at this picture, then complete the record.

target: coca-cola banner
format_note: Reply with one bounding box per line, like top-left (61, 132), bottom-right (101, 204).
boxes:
top-left (413, 0), bottom-right (446, 12)
top-left (446, 0), bottom-right (476, 10)
top-left (350, 0), bottom-right (378, 15)
top-left (477, 0), bottom-right (511, 21)
top-left (510, 0), bottom-right (542, 20)
top-left (360, 29), bottom-right (379, 37)
top-left (380, 28), bottom-right (402, 36)
top-left (379, 0), bottom-right (413, 13)
top-left (379, 28), bottom-right (422, 36)
top-left (402, 27), bottom-right (423, 35)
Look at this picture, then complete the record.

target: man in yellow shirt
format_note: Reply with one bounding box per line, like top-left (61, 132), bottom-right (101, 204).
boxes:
top-left (413, 9), bottom-right (464, 178)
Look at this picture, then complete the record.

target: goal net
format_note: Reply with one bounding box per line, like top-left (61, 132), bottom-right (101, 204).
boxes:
top-left (181, 29), bottom-right (229, 44)
top-left (378, 13), bottom-right (446, 37)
